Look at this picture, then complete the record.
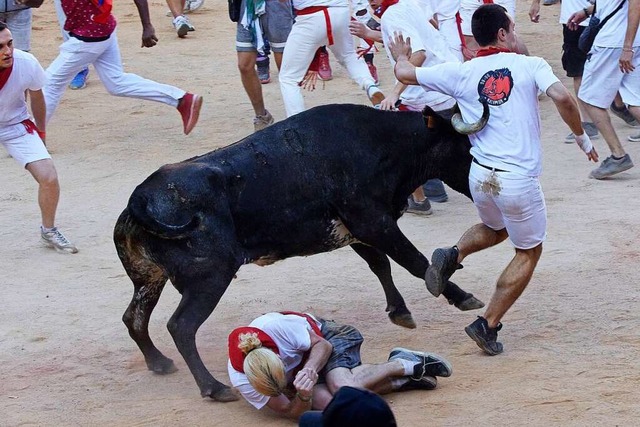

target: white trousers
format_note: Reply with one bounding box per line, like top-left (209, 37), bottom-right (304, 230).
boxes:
top-left (45, 35), bottom-right (185, 123)
top-left (279, 6), bottom-right (377, 117)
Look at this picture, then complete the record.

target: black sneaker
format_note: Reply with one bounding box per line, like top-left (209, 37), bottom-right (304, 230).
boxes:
top-left (465, 316), bottom-right (503, 355)
top-left (398, 375), bottom-right (437, 391)
top-left (610, 102), bottom-right (640, 127)
top-left (388, 347), bottom-right (452, 378)
top-left (425, 246), bottom-right (460, 297)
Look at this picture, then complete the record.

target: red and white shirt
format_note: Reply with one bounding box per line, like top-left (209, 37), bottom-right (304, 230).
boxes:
top-left (61, 0), bottom-right (116, 38)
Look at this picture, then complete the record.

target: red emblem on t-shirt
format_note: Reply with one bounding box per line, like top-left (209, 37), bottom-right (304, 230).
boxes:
top-left (477, 68), bottom-right (513, 106)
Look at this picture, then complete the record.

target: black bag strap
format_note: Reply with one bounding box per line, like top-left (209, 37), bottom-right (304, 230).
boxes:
top-left (597, 0), bottom-right (627, 30)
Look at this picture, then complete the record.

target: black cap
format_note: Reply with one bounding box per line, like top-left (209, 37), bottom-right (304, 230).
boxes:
top-left (299, 386), bottom-right (397, 427)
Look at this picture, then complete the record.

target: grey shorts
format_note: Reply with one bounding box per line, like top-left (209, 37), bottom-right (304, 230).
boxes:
top-left (318, 319), bottom-right (364, 375)
top-left (236, 0), bottom-right (293, 53)
top-left (0, 9), bottom-right (32, 51)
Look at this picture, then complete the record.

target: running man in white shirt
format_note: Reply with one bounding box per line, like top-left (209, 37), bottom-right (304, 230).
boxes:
top-left (568, 0), bottom-right (640, 179)
top-left (228, 311), bottom-right (452, 420)
top-left (389, 4), bottom-right (598, 355)
top-left (279, 0), bottom-right (385, 117)
top-left (0, 23), bottom-right (77, 253)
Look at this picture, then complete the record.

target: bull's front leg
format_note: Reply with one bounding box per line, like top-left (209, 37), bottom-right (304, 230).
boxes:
top-left (168, 270), bottom-right (239, 402)
top-left (350, 243), bottom-right (416, 329)
top-left (344, 213), bottom-right (483, 310)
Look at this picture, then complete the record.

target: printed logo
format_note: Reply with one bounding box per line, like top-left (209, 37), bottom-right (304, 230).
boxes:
top-left (477, 68), bottom-right (513, 106)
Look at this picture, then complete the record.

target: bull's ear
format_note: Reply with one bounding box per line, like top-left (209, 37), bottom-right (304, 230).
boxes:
top-left (421, 105), bottom-right (437, 129)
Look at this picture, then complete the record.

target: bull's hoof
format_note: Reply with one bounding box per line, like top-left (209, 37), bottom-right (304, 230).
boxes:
top-left (148, 357), bottom-right (178, 374)
top-left (207, 386), bottom-right (239, 402)
top-left (452, 294), bottom-right (484, 311)
top-left (388, 312), bottom-right (417, 329)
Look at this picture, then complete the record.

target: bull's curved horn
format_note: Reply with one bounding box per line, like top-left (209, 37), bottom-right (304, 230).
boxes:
top-left (451, 101), bottom-right (490, 135)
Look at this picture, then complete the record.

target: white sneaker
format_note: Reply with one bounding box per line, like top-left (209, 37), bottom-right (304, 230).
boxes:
top-left (185, 0), bottom-right (204, 12)
top-left (41, 227), bottom-right (78, 254)
top-left (173, 15), bottom-right (191, 37)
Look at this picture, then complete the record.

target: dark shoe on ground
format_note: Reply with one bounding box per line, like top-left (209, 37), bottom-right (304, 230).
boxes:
top-left (407, 196), bottom-right (432, 216)
top-left (565, 121), bottom-right (599, 144)
top-left (425, 246), bottom-right (459, 297)
top-left (465, 316), bottom-right (503, 355)
top-left (388, 347), bottom-right (453, 378)
top-left (177, 93), bottom-right (203, 135)
top-left (423, 179), bottom-right (448, 203)
top-left (69, 67), bottom-right (89, 90)
top-left (398, 375), bottom-right (437, 391)
top-left (589, 154), bottom-right (634, 179)
top-left (257, 56), bottom-right (271, 84)
top-left (449, 293), bottom-right (485, 311)
top-left (610, 102), bottom-right (640, 127)
top-left (318, 49), bottom-right (332, 81)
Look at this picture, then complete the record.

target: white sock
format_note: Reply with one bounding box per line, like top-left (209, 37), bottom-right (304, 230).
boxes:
top-left (41, 225), bottom-right (55, 233)
top-left (397, 358), bottom-right (416, 376)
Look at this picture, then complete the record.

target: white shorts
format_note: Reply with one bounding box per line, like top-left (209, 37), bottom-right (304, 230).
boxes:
top-left (459, 0), bottom-right (516, 36)
top-left (0, 123), bottom-right (51, 168)
top-left (578, 46), bottom-right (640, 109)
top-left (469, 162), bottom-right (546, 250)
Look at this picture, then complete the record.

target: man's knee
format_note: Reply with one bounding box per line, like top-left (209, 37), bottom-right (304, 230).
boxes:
top-left (27, 159), bottom-right (59, 186)
top-left (237, 52), bottom-right (257, 73)
top-left (325, 368), bottom-right (357, 394)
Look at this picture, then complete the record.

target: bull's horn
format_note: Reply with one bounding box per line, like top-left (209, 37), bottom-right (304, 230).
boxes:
top-left (451, 101), bottom-right (490, 135)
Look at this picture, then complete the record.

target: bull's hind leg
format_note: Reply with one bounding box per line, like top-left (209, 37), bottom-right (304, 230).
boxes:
top-left (116, 237), bottom-right (175, 374)
top-left (343, 213), bottom-right (483, 310)
top-left (167, 266), bottom-right (239, 402)
top-left (350, 243), bottom-right (416, 329)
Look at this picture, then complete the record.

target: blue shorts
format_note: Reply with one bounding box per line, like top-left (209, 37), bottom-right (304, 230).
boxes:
top-left (236, 0), bottom-right (293, 53)
top-left (318, 319), bottom-right (364, 376)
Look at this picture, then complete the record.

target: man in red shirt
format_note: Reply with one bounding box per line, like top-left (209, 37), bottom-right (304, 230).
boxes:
top-left (44, 0), bottom-right (202, 135)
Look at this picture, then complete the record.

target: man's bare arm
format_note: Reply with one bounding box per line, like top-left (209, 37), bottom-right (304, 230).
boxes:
top-left (132, 0), bottom-right (158, 48)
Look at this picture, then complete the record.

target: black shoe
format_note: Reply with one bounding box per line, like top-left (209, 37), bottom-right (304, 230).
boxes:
top-left (465, 316), bottom-right (503, 355)
top-left (388, 347), bottom-right (452, 378)
top-left (399, 375), bottom-right (437, 391)
top-left (425, 246), bottom-right (460, 297)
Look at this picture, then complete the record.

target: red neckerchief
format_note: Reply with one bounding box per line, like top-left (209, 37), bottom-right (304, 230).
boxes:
top-left (475, 46), bottom-right (512, 57)
top-left (228, 326), bottom-right (280, 373)
top-left (228, 312), bottom-right (323, 373)
top-left (0, 63), bottom-right (13, 91)
top-left (483, 0), bottom-right (494, 3)
top-left (374, 0), bottom-right (399, 18)
top-left (90, 0), bottom-right (113, 24)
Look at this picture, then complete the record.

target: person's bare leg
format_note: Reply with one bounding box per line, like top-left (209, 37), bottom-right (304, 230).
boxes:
top-left (613, 92), bottom-right (625, 110)
top-left (311, 383), bottom-right (334, 410)
top-left (456, 224), bottom-right (509, 264)
top-left (483, 244), bottom-right (542, 328)
top-left (166, 0), bottom-right (185, 17)
top-left (412, 186), bottom-right (426, 202)
top-left (572, 76), bottom-right (593, 121)
top-left (585, 103), bottom-right (625, 157)
top-left (324, 363), bottom-right (404, 395)
top-left (238, 51), bottom-right (266, 116)
top-left (26, 159), bottom-right (59, 229)
top-left (273, 51), bottom-right (283, 71)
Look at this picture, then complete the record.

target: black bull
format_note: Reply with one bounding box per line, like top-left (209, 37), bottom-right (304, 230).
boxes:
top-left (114, 103), bottom-right (485, 401)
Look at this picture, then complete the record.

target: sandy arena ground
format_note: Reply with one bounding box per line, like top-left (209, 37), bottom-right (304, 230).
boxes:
top-left (2, 0), bottom-right (640, 425)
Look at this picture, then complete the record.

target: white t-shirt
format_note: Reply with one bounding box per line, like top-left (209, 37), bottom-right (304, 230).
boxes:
top-left (227, 313), bottom-right (318, 409)
top-left (559, 0), bottom-right (591, 26)
top-left (292, 0), bottom-right (346, 10)
top-left (416, 53), bottom-right (559, 177)
top-left (0, 49), bottom-right (46, 128)
top-left (594, 0), bottom-right (640, 48)
top-left (382, 0), bottom-right (458, 110)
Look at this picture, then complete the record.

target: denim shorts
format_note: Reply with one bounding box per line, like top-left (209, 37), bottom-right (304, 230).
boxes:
top-left (318, 319), bottom-right (364, 375)
top-left (0, 8), bottom-right (32, 51)
top-left (236, 0), bottom-right (293, 53)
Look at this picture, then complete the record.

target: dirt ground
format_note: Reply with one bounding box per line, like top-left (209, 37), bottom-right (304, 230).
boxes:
top-left (2, 0), bottom-right (640, 425)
